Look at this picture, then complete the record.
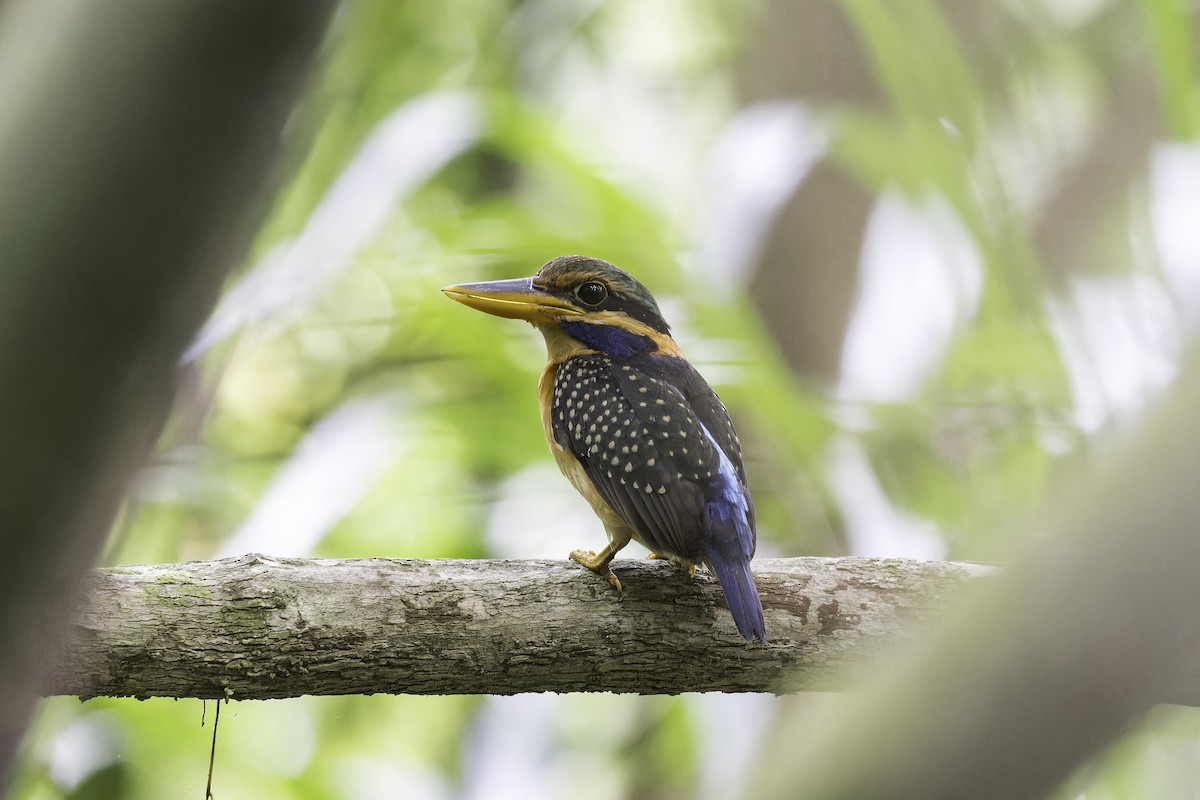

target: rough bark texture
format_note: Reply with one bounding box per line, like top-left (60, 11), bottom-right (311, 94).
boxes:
top-left (48, 555), bottom-right (986, 700)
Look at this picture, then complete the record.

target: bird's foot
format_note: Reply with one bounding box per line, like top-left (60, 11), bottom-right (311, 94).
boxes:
top-left (645, 551), bottom-right (696, 578)
top-left (570, 548), bottom-right (623, 593)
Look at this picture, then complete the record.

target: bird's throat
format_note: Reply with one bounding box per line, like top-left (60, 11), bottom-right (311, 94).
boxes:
top-left (557, 320), bottom-right (653, 359)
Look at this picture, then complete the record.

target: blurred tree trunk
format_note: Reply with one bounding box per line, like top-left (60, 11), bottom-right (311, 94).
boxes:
top-left (1032, 61), bottom-right (1162, 285)
top-left (0, 0), bottom-right (337, 785)
top-left (737, 0), bottom-right (879, 387)
top-left (752, 355), bottom-right (1200, 800)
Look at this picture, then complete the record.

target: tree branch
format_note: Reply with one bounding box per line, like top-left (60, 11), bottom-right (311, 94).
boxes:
top-left (49, 555), bottom-right (985, 700)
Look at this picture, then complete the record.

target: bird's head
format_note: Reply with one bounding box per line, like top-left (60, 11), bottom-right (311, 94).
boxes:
top-left (443, 256), bottom-right (677, 359)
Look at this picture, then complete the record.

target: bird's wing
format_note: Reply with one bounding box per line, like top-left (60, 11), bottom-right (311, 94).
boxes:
top-left (551, 354), bottom-right (721, 561)
top-left (628, 354), bottom-right (762, 642)
top-left (636, 353), bottom-right (757, 547)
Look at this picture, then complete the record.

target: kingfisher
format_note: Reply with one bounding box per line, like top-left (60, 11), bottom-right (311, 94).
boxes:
top-left (443, 255), bottom-right (766, 643)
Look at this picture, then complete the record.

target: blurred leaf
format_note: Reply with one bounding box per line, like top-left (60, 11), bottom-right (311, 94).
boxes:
top-left (1140, 0), bottom-right (1200, 139)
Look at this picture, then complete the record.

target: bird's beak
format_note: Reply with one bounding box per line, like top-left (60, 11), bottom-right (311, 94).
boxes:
top-left (442, 277), bottom-right (581, 322)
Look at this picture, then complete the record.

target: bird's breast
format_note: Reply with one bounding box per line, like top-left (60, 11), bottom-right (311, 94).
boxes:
top-left (539, 359), bottom-right (628, 534)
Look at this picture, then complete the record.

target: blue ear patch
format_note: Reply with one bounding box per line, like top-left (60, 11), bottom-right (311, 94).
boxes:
top-left (559, 320), bottom-right (653, 358)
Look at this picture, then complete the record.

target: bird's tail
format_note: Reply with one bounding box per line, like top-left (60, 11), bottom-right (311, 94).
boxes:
top-left (707, 546), bottom-right (767, 644)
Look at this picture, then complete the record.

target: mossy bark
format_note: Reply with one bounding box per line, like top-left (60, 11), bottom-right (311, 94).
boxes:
top-left (49, 555), bottom-right (987, 700)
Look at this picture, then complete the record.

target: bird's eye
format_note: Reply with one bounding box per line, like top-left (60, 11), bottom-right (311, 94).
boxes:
top-left (576, 281), bottom-right (608, 306)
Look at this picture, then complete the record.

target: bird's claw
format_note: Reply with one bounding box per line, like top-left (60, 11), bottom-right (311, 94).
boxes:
top-left (645, 551), bottom-right (696, 578)
top-left (570, 548), bottom-right (623, 593)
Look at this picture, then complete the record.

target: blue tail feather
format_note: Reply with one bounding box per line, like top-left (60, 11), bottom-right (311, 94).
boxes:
top-left (707, 545), bottom-right (767, 643)
top-left (698, 422), bottom-right (766, 643)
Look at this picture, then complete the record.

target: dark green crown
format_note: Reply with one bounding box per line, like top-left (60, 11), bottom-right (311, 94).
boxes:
top-left (533, 255), bottom-right (670, 334)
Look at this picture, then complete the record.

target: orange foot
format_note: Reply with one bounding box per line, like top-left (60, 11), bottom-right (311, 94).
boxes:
top-left (570, 548), bottom-right (623, 593)
top-left (645, 552), bottom-right (696, 578)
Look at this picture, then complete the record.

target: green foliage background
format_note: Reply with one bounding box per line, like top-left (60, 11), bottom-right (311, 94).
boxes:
top-left (10, 0), bottom-right (1200, 797)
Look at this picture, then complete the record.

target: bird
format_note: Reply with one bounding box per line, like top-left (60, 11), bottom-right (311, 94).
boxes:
top-left (443, 255), bottom-right (766, 643)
